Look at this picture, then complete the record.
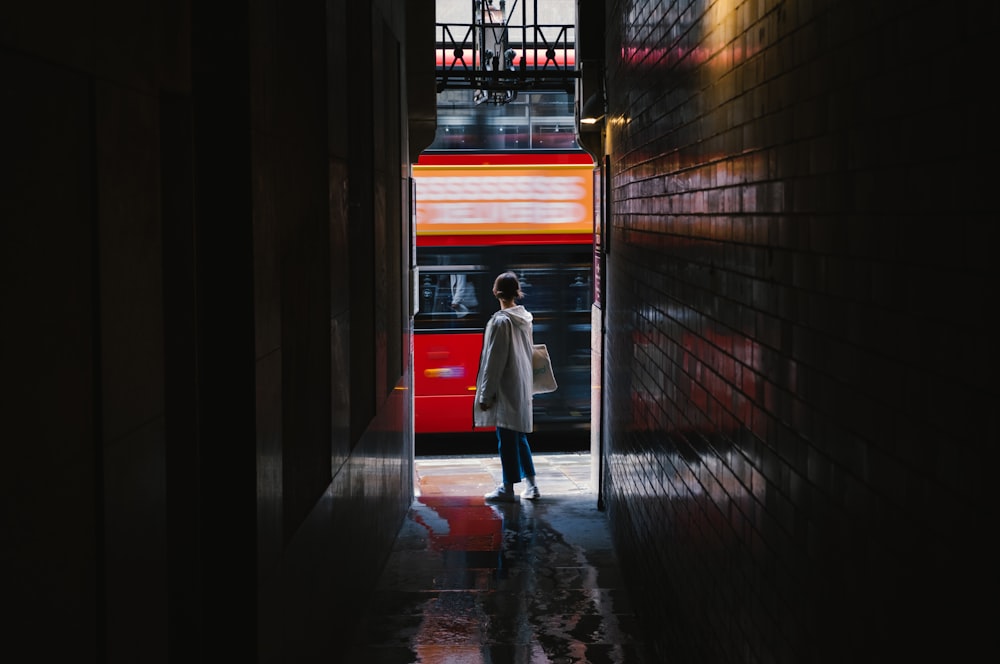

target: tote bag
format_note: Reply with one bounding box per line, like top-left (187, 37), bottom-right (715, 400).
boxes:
top-left (531, 344), bottom-right (558, 394)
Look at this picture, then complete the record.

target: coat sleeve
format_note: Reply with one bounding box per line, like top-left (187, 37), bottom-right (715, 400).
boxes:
top-left (476, 315), bottom-right (511, 405)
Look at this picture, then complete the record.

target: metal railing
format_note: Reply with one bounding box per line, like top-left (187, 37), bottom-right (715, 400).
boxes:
top-left (434, 1), bottom-right (578, 102)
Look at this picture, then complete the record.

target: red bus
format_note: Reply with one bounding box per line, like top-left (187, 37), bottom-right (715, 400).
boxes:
top-left (413, 150), bottom-right (595, 434)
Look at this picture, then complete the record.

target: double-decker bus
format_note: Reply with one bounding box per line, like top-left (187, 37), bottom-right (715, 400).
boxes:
top-left (413, 150), bottom-right (595, 435)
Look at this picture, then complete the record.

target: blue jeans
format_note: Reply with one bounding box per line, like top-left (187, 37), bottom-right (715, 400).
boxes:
top-left (496, 427), bottom-right (535, 486)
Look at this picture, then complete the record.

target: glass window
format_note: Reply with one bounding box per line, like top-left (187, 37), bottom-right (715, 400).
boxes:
top-left (415, 251), bottom-right (490, 331)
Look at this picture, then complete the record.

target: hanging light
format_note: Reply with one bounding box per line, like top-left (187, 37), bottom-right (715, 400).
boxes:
top-left (580, 93), bottom-right (605, 125)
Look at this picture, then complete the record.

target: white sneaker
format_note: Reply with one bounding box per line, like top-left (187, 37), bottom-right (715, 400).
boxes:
top-left (521, 485), bottom-right (540, 500)
top-left (484, 486), bottom-right (516, 503)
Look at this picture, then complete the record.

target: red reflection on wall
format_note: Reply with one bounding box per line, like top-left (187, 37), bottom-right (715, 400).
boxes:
top-left (629, 325), bottom-right (754, 435)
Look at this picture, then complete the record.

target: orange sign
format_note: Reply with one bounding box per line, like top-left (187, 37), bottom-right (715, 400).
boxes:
top-left (413, 163), bottom-right (595, 236)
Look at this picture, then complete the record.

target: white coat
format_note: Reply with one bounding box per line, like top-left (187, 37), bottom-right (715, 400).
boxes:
top-left (472, 305), bottom-right (534, 433)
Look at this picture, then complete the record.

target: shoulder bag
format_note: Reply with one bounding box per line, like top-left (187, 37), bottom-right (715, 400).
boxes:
top-left (531, 344), bottom-right (558, 394)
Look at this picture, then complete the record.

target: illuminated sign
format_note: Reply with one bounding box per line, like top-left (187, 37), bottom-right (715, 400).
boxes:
top-left (413, 164), bottom-right (594, 235)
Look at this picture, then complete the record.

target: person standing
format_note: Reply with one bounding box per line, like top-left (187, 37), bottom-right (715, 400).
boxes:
top-left (474, 271), bottom-right (540, 502)
top-left (449, 273), bottom-right (477, 318)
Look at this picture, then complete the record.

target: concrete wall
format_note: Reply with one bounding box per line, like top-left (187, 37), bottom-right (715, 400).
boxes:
top-left (599, 0), bottom-right (993, 661)
top-left (0, 1), bottom-right (416, 660)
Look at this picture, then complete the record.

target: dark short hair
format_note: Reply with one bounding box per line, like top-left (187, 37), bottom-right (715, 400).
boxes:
top-left (493, 271), bottom-right (523, 301)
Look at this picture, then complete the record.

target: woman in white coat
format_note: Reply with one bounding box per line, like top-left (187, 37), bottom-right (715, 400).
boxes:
top-left (474, 271), bottom-right (540, 502)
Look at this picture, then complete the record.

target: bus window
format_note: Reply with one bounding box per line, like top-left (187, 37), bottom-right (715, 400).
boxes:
top-left (509, 264), bottom-right (592, 314)
top-left (415, 250), bottom-right (490, 331)
top-left (567, 269), bottom-right (592, 311)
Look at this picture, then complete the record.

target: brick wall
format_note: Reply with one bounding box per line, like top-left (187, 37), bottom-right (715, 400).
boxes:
top-left (601, 1), bottom-right (993, 661)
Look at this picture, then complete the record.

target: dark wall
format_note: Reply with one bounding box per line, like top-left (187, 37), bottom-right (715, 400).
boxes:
top-left (600, 0), bottom-right (993, 662)
top-left (3, 47), bottom-right (104, 659)
top-left (1, 1), bottom-right (415, 661)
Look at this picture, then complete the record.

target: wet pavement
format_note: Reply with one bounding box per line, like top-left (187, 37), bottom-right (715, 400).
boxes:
top-left (347, 452), bottom-right (652, 663)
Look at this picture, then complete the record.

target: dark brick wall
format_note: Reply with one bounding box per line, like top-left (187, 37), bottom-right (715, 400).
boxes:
top-left (601, 1), bottom-right (994, 661)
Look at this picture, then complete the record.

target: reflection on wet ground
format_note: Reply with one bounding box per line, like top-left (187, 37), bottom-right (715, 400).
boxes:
top-left (347, 453), bottom-right (652, 663)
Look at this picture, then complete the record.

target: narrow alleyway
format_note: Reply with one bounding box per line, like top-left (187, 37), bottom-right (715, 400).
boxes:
top-left (347, 453), bottom-right (651, 663)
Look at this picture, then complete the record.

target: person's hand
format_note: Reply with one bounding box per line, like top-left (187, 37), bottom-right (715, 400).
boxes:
top-left (479, 400), bottom-right (492, 411)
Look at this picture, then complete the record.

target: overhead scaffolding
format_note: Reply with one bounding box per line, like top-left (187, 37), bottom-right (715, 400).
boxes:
top-left (435, 0), bottom-right (579, 104)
